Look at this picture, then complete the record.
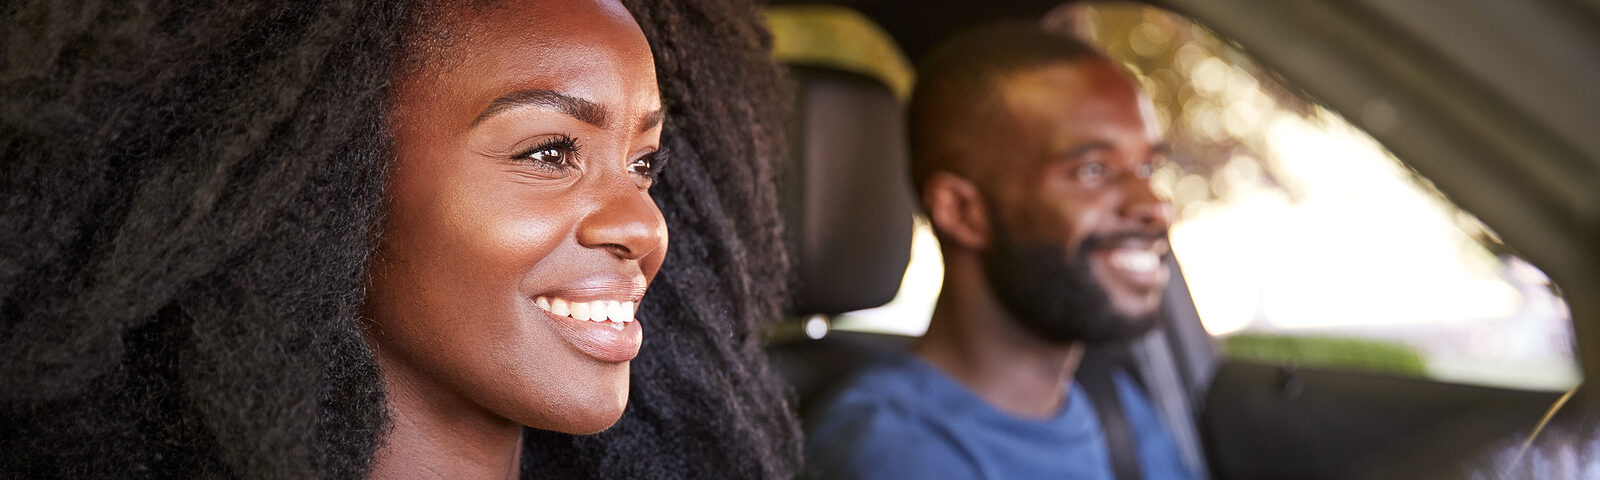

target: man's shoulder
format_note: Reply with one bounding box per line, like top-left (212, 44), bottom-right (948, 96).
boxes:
top-left (805, 355), bottom-right (945, 435)
top-left (803, 356), bottom-right (987, 479)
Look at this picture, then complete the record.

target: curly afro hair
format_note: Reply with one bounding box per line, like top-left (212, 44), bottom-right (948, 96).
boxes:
top-left (0, 0), bottom-right (800, 478)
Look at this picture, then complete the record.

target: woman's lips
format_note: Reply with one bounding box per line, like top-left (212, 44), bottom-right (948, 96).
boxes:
top-left (536, 295), bottom-right (643, 363)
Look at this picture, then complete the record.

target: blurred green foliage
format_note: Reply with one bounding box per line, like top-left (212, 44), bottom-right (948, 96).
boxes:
top-left (1221, 333), bottom-right (1429, 377)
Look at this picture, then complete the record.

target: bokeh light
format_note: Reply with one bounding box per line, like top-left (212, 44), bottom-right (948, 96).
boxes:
top-left (1068, 3), bottom-right (1575, 390)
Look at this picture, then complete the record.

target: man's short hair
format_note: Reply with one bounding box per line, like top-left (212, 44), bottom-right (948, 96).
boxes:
top-left (907, 21), bottom-right (1105, 201)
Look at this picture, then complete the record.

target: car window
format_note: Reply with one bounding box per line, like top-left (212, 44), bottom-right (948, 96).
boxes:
top-left (812, 3), bottom-right (1578, 392)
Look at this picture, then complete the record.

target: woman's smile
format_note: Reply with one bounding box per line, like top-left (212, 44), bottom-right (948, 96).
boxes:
top-left (532, 275), bottom-right (649, 363)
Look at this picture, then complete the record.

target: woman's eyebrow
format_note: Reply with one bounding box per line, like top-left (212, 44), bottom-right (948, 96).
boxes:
top-left (474, 89), bottom-right (608, 127)
top-left (638, 109), bottom-right (664, 133)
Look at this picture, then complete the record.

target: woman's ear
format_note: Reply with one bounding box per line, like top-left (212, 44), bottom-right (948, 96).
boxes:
top-left (922, 171), bottom-right (991, 251)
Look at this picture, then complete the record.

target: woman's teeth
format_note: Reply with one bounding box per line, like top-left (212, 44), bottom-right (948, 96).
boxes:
top-left (535, 297), bottom-right (635, 330)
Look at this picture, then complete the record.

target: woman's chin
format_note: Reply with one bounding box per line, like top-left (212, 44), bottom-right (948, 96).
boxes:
top-left (537, 400), bottom-right (628, 435)
top-left (521, 374), bottom-right (631, 435)
top-left (565, 408), bottom-right (627, 435)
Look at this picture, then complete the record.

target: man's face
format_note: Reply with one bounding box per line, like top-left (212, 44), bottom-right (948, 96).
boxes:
top-left (975, 58), bottom-right (1173, 344)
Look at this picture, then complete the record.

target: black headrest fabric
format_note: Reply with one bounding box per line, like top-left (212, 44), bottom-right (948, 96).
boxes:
top-left (781, 65), bottom-right (917, 316)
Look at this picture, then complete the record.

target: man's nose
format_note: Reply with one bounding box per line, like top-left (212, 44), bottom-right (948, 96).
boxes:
top-left (1119, 175), bottom-right (1173, 230)
top-left (576, 183), bottom-right (667, 261)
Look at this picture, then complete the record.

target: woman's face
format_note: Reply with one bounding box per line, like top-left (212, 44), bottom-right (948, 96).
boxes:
top-left (367, 0), bottom-right (666, 434)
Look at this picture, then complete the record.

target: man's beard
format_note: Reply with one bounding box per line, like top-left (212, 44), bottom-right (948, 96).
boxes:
top-left (982, 215), bottom-right (1165, 346)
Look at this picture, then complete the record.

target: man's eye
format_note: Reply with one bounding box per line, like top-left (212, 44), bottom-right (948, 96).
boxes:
top-left (1075, 162), bottom-right (1105, 181)
top-left (1136, 162), bottom-right (1157, 179)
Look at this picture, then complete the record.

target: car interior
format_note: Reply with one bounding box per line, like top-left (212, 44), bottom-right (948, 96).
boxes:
top-left (762, 1), bottom-right (1600, 479)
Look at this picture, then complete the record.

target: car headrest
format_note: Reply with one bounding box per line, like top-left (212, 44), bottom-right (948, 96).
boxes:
top-left (781, 65), bottom-right (917, 316)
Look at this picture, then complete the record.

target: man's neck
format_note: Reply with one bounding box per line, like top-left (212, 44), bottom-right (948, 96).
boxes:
top-left (914, 285), bottom-right (1084, 420)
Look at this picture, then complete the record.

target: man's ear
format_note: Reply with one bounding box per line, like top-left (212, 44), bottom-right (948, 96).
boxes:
top-left (923, 171), bottom-right (991, 251)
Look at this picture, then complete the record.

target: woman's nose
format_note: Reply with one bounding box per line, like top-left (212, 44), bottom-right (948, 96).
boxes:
top-left (576, 183), bottom-right (667, 261)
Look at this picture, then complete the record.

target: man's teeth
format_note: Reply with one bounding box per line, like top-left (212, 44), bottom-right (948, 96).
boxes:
top-left (536, 297), bottom-right (636, 330)
top-left (1109, 249), bottom-right (1161, 274)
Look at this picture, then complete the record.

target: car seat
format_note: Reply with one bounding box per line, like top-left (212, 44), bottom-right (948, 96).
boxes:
top-left (768, 63), bottom-right (918, 411)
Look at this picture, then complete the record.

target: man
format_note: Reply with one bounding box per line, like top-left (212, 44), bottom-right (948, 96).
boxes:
top-left (805, 22), bottom-right (1196, 480)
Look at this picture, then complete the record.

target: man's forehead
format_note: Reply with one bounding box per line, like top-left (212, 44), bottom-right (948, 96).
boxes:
top-left (922, 58), bottom-right (1152, 187)
top-left (994, 60), bottom-right (1136, 115)
top-left (990, 61), bottom-right (1157, 143)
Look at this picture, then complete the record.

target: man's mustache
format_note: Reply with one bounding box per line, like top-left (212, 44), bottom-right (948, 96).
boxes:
top-left (1078, 229), bottom-right (1171, 254)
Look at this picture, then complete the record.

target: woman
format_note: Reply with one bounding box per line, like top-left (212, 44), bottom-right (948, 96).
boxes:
top-left (0, 0), bottom-right (799, 478)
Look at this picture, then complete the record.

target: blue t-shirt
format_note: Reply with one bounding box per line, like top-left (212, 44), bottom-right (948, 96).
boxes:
top-left (804, 354), bottom-right (1196, 480)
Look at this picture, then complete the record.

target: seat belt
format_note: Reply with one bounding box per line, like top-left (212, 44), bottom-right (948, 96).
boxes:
top-left (1080, 349), bottom-right (1144, 480)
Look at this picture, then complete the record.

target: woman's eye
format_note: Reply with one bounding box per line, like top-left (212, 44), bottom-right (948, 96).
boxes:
top-left (515, 135), bottom-right (580, 170)
top-left (628, 149), bottom-right (668, 188)
top-left (628, 156), bottom-right (652, 177)
top-left (526, 147), bottom-right (569, 165)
